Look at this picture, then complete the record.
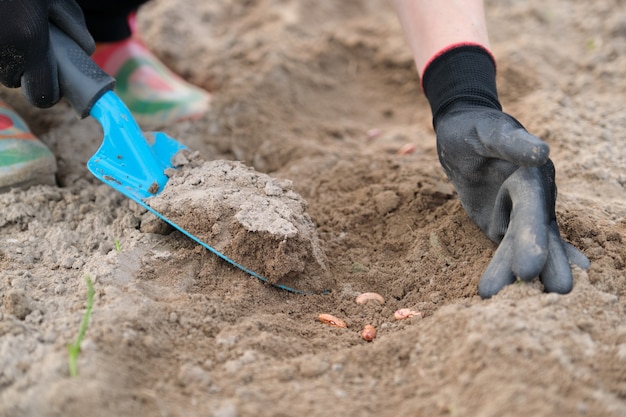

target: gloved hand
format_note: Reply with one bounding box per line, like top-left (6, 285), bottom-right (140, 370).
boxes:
top-left (0, 0), bottom-right (94, 107)
top-left (422, 45), bottom-right (590, 298)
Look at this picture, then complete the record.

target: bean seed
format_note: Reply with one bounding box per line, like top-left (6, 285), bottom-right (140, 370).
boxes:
top-left (318, 313), bottom-right (347, 328)
top-left (394, 308), bottom-right (422, 320)
top-left (355, 292), bottom-right (385, 305)
top-left (361, 325), bottom-right (377, 341)
top-left (397, 143), bottom-right (416, 155)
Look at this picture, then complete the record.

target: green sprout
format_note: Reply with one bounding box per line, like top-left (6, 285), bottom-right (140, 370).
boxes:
top-left (115, 239), bottom-right (121, 253)
top-left (67, 275), bottom-right (95, 378)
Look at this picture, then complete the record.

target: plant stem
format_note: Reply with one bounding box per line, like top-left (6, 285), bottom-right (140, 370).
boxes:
top-left (68, 275), bottom-right (95, 378)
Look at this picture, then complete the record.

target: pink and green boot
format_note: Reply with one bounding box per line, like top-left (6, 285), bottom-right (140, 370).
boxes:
top-left (0, 101), bottom-right (57, 191)
top-left (92, 15), bottom-right (210, 128)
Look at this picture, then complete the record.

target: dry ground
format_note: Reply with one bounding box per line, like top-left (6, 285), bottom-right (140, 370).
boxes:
top-left (1, 1), bottom-right (625, 416)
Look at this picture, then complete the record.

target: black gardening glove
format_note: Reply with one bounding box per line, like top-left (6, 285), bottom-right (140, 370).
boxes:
top-left (422, 45), bottom-right (590, 298)
top-left (0, 0), bottom-right (94, 107)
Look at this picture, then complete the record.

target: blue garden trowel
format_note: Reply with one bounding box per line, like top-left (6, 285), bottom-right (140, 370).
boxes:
top-left (50, 26), bottom-right (311, 294)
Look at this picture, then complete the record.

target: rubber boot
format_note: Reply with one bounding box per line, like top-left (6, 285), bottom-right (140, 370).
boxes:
top-left (0, 101), bottom-right (57, 191)
top-left (91, 13), bottom-right (210, 128)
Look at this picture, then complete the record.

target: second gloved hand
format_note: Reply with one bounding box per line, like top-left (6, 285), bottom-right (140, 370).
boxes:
top-left (423, 45), bottom-right (590, 298)
top-left (0, 0), bottom-right (94, 107)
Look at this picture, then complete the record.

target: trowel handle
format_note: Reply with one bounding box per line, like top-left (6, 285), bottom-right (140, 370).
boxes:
top-left (49, 25), bottom-right (115, 119)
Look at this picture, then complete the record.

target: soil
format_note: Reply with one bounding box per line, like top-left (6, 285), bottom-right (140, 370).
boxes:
top-left (146, 154), bottom-right (331, 293)
top-left (1, 0), bottom-right (625, 416)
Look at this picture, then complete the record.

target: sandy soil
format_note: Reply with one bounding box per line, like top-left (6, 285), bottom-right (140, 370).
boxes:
top-left (146, 155), bottom-right (331, 293)
top-left (1, 0), bottom-right (625, 416)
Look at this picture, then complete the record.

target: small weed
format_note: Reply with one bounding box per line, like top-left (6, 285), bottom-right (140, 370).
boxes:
top-left (67, 275), bottom-right (95, 378)
top-left (115, 239), bottom-right (121, 253)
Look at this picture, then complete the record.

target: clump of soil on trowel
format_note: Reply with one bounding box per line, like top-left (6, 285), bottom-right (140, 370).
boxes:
top-left (146, 151), bottom-right (333, 294)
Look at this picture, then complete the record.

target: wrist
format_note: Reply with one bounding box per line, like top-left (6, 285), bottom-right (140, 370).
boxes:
top-left (422, 44), bottom-right (501, 129)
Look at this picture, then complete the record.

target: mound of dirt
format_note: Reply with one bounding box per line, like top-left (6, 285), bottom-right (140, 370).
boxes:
top-left (146, 152), bottom-right (331, 294)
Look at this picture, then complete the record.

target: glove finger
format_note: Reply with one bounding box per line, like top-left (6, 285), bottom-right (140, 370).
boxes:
top-left (494, 167), bottom-right (549, 279)
top-left (476, 120), bottom-right (550, 167)
top-left (48, 0), bottom-right (95, 54)
top-left (509, 208), bottom-right (549, 281)
top-left (21, 48), bottom-right (59, 108)
top-left (563, 241), bottom-right (591, 270)
top-left (539, 226), bottom-right (574, 294)
top-left (478, 234), bottom-right (517, 299)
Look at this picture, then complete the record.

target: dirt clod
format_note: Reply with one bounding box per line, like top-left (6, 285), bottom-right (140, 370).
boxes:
top-left (146, 156), bottom-right (332, 294)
